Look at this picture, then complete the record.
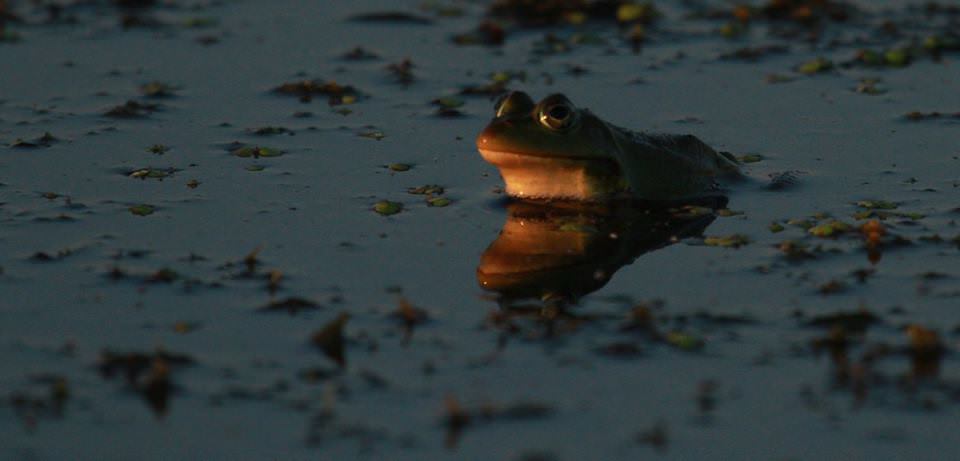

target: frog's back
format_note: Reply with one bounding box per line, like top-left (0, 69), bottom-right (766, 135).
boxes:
top-left (607, 125), bottom-right (742, 200)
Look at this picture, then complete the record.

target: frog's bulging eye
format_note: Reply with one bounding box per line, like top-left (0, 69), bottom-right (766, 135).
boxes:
top-left (539, 102), bottom-right (578, 131)
top-left (495, 91), bottom-right (535, 118)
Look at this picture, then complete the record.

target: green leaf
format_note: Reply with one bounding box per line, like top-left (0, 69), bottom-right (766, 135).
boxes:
top-left (129, 204), bottom-right (155, 216)
top-left (232, 146), bottom-right (283, 158)
top-left (703, 234), bottom-right (750, 248)
top-left (797, 57), bottom-right (833, 75)
top-left (426, 197), bottom-right (451, 207)
top-left (856, 200), bottom-right (897, 210)
top-left (374, 201), bottom-right (403, 216)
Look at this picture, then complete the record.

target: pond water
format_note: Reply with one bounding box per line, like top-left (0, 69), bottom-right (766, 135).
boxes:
top-left (1, 0), bottom-right (959, 459)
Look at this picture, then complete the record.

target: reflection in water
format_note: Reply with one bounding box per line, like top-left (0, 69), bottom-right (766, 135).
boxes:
top-left (477, 198), bottom-right (726, 308)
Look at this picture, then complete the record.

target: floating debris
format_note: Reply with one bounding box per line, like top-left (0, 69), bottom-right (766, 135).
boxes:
top-left (854, 78), bottom-right (885, 95)
top-left (273, 80), bottom-right (362, 105)
top-left (720, 45), bottom-right (789, 61)
top-left (104, 100), bottom-right (160, 118)
top-left (259, 297), bottom-right (321, 315)
top-left (386, 58), bottom-right (415, 86)
top-left (98, 349), bottom-right (194, 417)
top-left (807, 220), bottom-right (851, 238)
top-left (452, 21), bottom-right (506, 46)
top-left (427, 197), bottom-right (451, 207)
top-left (249, 126), bottom-right (292, 136)
top-left (311, 312), bottom-right (350, 368)
top-left (139, 81), bottom-right (179, 98)
top-left (231, 145), bottom-right (283, 158)
top-left (128, 167), bottom-right (177, 180)
top-left (432, 96), bottom-right (465, 117)
top-left (767, 171), bottom-right (801, 190)
top-left (460, 71), bottom-right (525, 97)
top-left (357, 130), bottom-right (386, 141)
top-left (442, 395), bottom-right (554, 448)
top-left (765, 73), bottom-right (797, 84)
top-left (595, 341), bottom-right (643, 358)
top-left (147, 144), bottom-right (170, 154)
top-left (129, 204), bottom-right (155, 216)
top-left (373, 200), bottom-right (403, 216)
top-left (903, 111), bottom-right (960, 122)
top-left (665, 331), bottom-right (704, 351)
top-left (703, 234), bottom-right (750, 248)
top-left (408, 184), bottom-right (444, 195)
top-left (348, 11), bottom-right (433, 25)
top-left (797, 57), bottom-right (833, 75)
top-left (340, 46), bottom-right (379, 60)
top-left (805, 309), bottom-right (879, 333)
top-left (386, 163), bottom-right (411, 172)
top-left (9, 132), bottom-right (58, 149)
top-left (636, 420), bottom-right (668, 453)
top-left (737, 153), bottom-right (764, 163)
top-left (391, 297), bottom-right (430, 343)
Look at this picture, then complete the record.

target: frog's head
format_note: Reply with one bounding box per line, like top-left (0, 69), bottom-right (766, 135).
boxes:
top-left (476, 91), bottom-right (626, 200)
top-left (476, 91), bottom-right (618, 160)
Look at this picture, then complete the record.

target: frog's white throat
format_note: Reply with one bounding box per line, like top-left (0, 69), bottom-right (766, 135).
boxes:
top-left (478, 148), bottom-right (625, 201)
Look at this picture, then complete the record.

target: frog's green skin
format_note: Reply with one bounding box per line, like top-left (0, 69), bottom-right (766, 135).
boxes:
top-left (476, 91), bottom-right (742, 201)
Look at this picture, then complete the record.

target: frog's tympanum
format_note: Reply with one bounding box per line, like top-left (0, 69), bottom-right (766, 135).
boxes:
top-left (477, 91), bottom-right (742, 201)
top-left (476, 199), bottom-right (722, 304)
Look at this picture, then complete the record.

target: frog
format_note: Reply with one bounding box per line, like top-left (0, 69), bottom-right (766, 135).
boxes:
top-left (476, 91), bottom-right (744, 201)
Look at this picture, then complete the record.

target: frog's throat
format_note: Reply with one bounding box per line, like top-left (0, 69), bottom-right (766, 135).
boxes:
top-left (478, 148), bottom-right (627, 200)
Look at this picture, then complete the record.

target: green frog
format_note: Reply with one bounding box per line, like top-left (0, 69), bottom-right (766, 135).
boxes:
top-left (476, 91), bottom-right (743, 201)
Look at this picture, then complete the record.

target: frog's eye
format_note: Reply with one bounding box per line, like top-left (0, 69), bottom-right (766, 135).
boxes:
top-left (495, 91), bottom-right (535, 118)
top-left (538, 101), bottom-right (578, 131)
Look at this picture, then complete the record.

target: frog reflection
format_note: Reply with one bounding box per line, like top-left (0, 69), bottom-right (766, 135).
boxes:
top-left (477, 198), bottom-right (724, 308)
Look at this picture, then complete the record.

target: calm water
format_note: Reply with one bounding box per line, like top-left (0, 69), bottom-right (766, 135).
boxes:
top-left (1, 0), bottom-right (959, 459)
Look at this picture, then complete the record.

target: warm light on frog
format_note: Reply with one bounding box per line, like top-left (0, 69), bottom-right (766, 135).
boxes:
top-left (477, 91), bottom-right (741, 201)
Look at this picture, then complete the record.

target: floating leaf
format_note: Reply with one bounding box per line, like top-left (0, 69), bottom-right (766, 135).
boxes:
top-left (139, 81), bottom-right (179, 98)
top-left (427, 197), bottom-right (451, 207)
top-left (147, 144), bottom-right (170, 154)
top-left (232, 146), bottom-right (283, 158)
top-left (182, 17), bottom-right (218, 28)
top-left (129, 204), bottom-right (155, 216)
top-left (703, 234), bottom-right (750, 248)
top-left (884, 48), bottom-right (911, 67)
top-left (129, 168), bottom-right (176, 179)
top-left (617, 3), bottom-right (656, 23)
top-left (374, 200), bottom-right (403, 216)
top-left (737, 154), bottom-right (764, 163)
top-left (104, 100), bottom-right (160, 118)
top-left (311, 312), bottom-right (350, 367)
top-left (387, 163), bottom-right (411, 172)
top-left (432, 96), bottom-right (465, 109)
top-left (273, 79), bottom-right (363, 105)
top-left (855, 49), bottom-right (884, 66)
top-left (856, 200), bottom-right (897, 210)
top-left (358, 130), bottom-right (386, 141)
top-left (666, 331), bottom-right (704, 351)
top-left (797, 57), bottom-right (833, 75)
top-left (765, 73), bottom-right (796, 84)
top-left (854, 78), bottom-right (885, 95)
top-left (249, 126), bottom-right (291, 136)
top-left (808, 220), bottom-right (851, 238)
top-left (408, 184), bottom-right (444, 195)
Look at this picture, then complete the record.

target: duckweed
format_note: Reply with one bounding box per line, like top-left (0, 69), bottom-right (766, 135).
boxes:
top-left (129, 204), bottom-right (155, 216)
top-left (374, 201), bottom-right (403, 216)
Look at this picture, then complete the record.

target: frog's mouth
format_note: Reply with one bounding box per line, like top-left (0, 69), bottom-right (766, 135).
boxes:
top-left (478, 148), bottom-right (626, 200)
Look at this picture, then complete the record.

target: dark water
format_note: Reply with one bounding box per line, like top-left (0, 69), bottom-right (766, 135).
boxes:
top-left (1, 0), bottom-right (959, 459)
